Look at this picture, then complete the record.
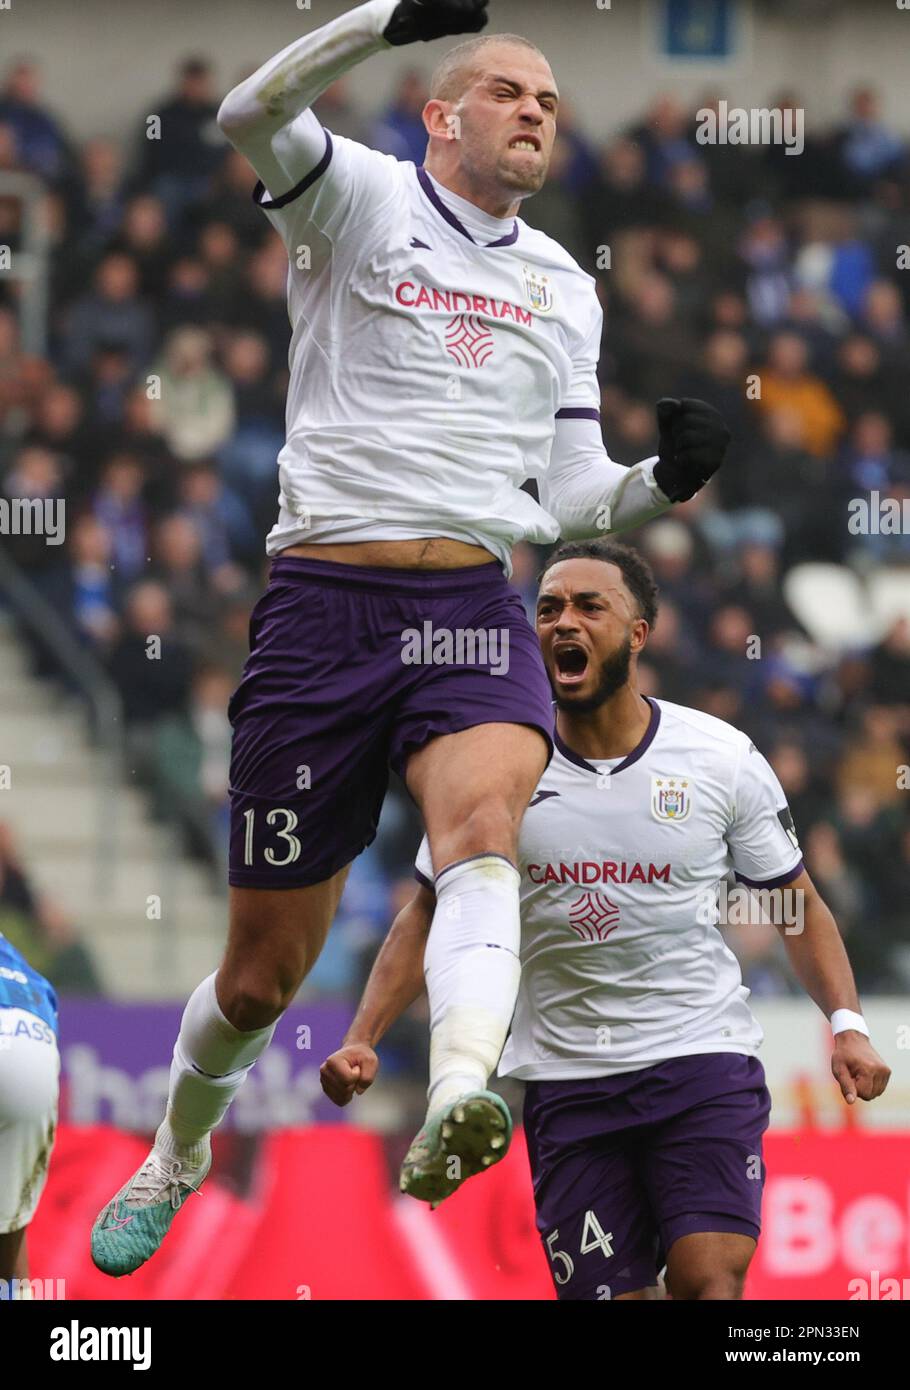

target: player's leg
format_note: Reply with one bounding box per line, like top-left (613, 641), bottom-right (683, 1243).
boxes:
top-left (92, 557), bottom-right (398, 1272)
top-left (161, 871), bottom-right (351, 1156)
top-left (400, 720), bottom-right (548, 1201)
top-left (642, 1054), bottom-right (772, 1302)
top-left (522, 1079), bottom-right (662, 1301)
top-left (391, 567), bottom-right (554, 1202)
top-left (91, 871), bottom-right (347, 1277)
top-left (664, 1230), bottom-right (756, 1300)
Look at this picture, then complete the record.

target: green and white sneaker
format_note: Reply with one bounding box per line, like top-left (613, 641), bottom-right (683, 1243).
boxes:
top-left (91, 1140), bottom-right (211, 1276)
top-left (400, 1090), bottom-right (512, 1206)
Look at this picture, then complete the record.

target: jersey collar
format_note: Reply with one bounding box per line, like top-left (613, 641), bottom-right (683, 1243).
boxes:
top-left (415, 167), bottom-right (520, 248)
top-left (554, 697), bottom-right (662, 777)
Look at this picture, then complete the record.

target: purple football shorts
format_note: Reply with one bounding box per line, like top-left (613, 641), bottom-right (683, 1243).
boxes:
top-left (523, 1053), bottom-right (771, 1300)
top-left (227, 555), bottom-right (554, 889)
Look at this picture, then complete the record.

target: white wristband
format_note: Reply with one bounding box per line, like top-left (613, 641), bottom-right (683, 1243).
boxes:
top-left (831, 1008), bottom-right (869, 1038)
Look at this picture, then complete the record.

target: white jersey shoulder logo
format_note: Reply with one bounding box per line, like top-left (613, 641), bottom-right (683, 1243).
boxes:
top-left (650, 775), bottom-right (693, 823)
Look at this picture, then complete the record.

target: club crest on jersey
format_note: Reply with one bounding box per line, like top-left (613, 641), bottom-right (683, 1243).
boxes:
top-left (522, 263), bottom-right (553, 314)
top-left (651, 776), bottom-right (692, 823)
top-left (568, 891), bottom-right (621, 943)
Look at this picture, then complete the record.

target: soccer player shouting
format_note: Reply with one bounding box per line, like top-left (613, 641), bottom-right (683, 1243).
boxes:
top-left (322, 541), bottom-right (890, 1299)
top-left (92, 2), bottom-right (729, 1273)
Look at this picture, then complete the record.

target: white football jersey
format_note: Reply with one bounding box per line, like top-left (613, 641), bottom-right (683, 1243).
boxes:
top-left (415, 698), bottom-right (804, 1080)
top-left (254, 129), bottom-right (605, 570)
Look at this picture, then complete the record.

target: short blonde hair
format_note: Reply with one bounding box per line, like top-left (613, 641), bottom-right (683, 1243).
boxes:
top-left (430, 33), bottom-right (549, 103)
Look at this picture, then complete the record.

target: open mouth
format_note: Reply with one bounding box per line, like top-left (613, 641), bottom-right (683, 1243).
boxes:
top-left (553, 643), bottom-right (589, 685)
top-left (509, 137), bottom-right (541, 153)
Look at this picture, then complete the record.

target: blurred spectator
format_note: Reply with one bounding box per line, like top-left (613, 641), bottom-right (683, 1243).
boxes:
top-left (1, 443), bottom-right (66, 575)
top-left (607, 273), bottom-right (697, 402)
top-left (218, 332), bottom-right (285, 509)
top-left (71, 138), bottom-right (126, 272)
top-left (738, 212), bottom-right (792, 327)
top-left (540, 97), bottom-right (597, 196)
top-left (833, 86), bottom-right (905, 188)
top-left (195, 219), bottom-right (244, 321)
top-left (869, 619), bottom-right (910, 708)
top-left (0, 59), bottom-right (73, 183)
top-left (176, 461), bottom-right (257, 569)
top-left (586, 137), bottom-right (665, 248)
top-left (837, 707), bottom-right (908, 809)
top-left (628, 96), bottom-right (694, 189)
top-left (24, 382), bottom-right (93, 481)
top-left (231, 234), bottom-right (294, 368)
top-left (0, 306), bottom-right (53, 429)
top-left (153, 665), bottom-right (234, 876)
top-left (522, 137), bottom-right (589, 266)
top-left (149, 326), bottom-right (235, 462)
top-left (92, 451), bottom-right (149, 581)
top-left (860, 278), bottom-right (908, 355)
top-left (60, 252), bottom-right (154, 375)
top-left (64, 513), bottom-right (120, 650)
top-left (106, 580), bottom-right (194, 725)
top-left (0, 824), bottom-right (101, 994)
top-left (194, 147), bottom-right (265, 250)
top-left (130, 56), bottom-right (226, 227)
top-left (109, 194), bottom-right (175, 300)
top-left (313, 77), bottom-right (371, 146)
top-left (371, 69), bottom-right (429, 166)
top-left (756, 331), bottom-right (845, 457)
top-left (150, 512), bottom-right (223, 645)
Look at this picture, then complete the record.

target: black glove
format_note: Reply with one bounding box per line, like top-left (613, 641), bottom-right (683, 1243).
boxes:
top-left (383, 0), bottom-right (489, 46)
top-left (653, 397), bottom-right (731, 503)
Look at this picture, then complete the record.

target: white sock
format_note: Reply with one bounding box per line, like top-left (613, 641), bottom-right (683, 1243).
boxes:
top-left (423, 854), bottom-right (521, 1116)
top-left (158, 972), bottom-right (277, 1161)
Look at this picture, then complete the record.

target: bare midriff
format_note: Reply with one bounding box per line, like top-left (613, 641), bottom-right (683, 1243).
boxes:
top-left (279, 537), bottom-right (496, 569)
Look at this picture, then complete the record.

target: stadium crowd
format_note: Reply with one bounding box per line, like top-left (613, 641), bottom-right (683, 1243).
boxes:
top-left (0, 54), bottom-right (909, 1006)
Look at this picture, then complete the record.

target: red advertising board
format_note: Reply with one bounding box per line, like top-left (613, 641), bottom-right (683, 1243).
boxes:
top-left (27, 1126), bottom-right (910, 1300)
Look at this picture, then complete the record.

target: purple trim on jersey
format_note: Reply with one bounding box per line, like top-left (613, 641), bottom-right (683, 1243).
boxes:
top-left (253, 127), bottom-right (334, 210)
top-left (735, 858), bottom-right (804, 890)
top-left (555, 407), bottom-right (602, 422)
top-left (415, 167), bottom-right (519, 248)
top-left (554, 697), bottom-right (661, 777)
top-left (414, 869), bottom-right (434, 892)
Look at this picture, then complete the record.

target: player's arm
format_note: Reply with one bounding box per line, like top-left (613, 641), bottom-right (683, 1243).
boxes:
top-left (727, 740), bottom-right (890, 1106)
top-left (320, 881), bottom-right (436, 1106)
top-left (216, 0), bottom-right (488, 198)
top-left (540, 294), bottom-right (730, 539)
top-left (773, 869), bottom-right (890, 1105)
top-left (541, 399), bottom-right (730, 539)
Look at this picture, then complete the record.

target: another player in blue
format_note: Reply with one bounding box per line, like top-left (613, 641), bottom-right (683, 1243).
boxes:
top-left (0, 933), bottom-right (60, 1298)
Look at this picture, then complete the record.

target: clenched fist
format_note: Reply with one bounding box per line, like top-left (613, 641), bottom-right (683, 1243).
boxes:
top-left (831, 1031), bottom-right (890, 1105)
top-left (653, 397), bottom-right (731, 504)
top-left (383, 0), bottom-right (489, 46)
top-left (320, 1041), bottom-right (380, 1106)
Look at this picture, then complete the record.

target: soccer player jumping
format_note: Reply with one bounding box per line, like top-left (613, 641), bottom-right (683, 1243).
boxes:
top-left (322, 541), bottom-right (891, 1299)
top-left (92, 0), bottom-right (730, 1273)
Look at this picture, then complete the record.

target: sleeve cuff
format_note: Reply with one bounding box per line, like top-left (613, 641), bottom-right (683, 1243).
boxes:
top-left (734, 858), bottom-right (804, 890)
top-left (639, 455), bottom-right (671, 504)
top-left (253, 126), bottom-right (333, 209)
top-left (555, 407), bottom-right (601, 423)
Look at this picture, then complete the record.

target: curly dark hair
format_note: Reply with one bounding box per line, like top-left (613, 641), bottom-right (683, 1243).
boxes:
top-left (538, 539), bottom-right (660, 629)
